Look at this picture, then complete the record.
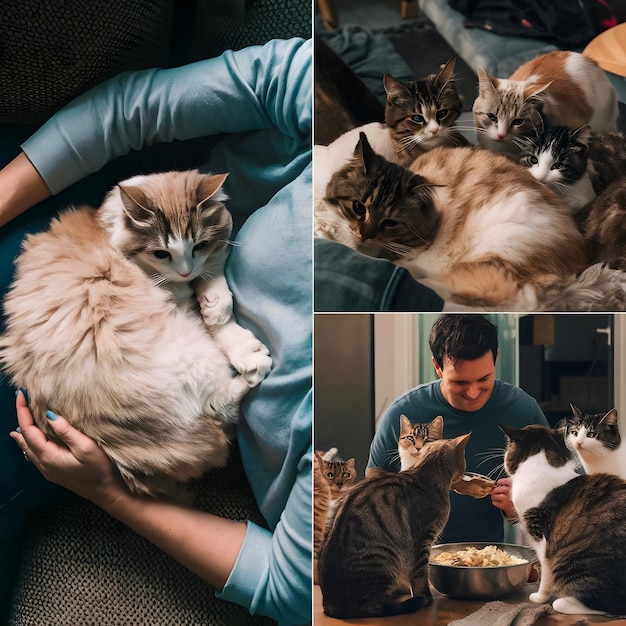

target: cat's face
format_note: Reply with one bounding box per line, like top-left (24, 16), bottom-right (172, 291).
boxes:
top-left (473, 69), bottom-right (547, 152)
top-left (108, 171), bottom-right (232, 284)
top-left (320, 458), bottom-right (356, 495)
top-left (398, 414), bottom-right (443, 470)
top-left (384, 58), bottom-right (463, 154)
top-left (500, 424), bottom-right (572, 476)
top-left (518, 126), bottom-right (590, 188)
top-left (323, 133), bottom-right (440, 260)
top-left (565, 405), bottom-right (621, 458)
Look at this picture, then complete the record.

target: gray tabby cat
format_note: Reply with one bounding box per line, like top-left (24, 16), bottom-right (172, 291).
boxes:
top-left (501, 423), bottom-right (626, 615)
top-left (318, 433), bottom-right (470, 618)
top-left (0, 170), bottom-right (271, 497)
top-left (565, 405), bottom-right (625, 479)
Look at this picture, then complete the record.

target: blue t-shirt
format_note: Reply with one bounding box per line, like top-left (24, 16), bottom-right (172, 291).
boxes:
top-left (368, 379), bottom-right (548, 543)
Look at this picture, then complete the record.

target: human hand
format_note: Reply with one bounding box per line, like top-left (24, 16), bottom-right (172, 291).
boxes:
top-left (490, 477), bottom-right (518, 520)
top-left (9, 391), bottom-right (126, 508)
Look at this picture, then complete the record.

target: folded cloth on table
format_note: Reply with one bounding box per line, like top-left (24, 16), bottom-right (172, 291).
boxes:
top-left (448, 600), bottom-right (558, 626)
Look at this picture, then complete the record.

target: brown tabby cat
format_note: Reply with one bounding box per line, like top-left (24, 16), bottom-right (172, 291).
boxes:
top-left (383, 57), bottom-right (469, 163)
top-left (398, 414), bottom-right (443, 470)
top-left (313, 449), bottom-right (357, 584)
top-left (582, 176), bottom-right (626, 271)
top-left (501, 424), bottom-right (626, 615)
top-left (318, 434), bottom-right (470, 618)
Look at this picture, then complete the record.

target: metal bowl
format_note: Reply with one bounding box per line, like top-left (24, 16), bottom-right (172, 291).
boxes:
top-left (428, 542), bottom-right (538, 600)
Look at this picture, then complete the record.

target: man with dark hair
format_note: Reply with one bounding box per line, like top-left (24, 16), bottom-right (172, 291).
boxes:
top-left (367, 314), bottom-right (548, 543)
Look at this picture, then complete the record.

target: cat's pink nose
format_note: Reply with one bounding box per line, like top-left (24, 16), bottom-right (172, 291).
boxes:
top-left (431, 126), bottom-right (439, 135)
top-left (178, 271), bottom-right (191, 277)
top-left (497, 133), bottom-right (506, 140)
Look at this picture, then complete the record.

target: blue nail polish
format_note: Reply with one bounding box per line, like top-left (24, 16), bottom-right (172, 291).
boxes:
top-left (15, 388), bottom-right (29, 404)
top-left (46, 410), bottom-right (58, 421)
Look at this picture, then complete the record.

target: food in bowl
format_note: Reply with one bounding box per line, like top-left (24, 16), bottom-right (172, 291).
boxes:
top-left (428, 542), bottom-right (538, 600)
top-left (430, 544), bottom-right (528, 567)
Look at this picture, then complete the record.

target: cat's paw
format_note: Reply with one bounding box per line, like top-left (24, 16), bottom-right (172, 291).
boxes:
top-left (230, 339), bottom-right (272, 387)
top-left (198, 289), bottom-right (233, 328)
top-left (529, 591), bottom-right (550, 604)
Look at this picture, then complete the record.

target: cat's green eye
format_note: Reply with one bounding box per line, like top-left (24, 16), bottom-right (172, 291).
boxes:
top-left (487, 113), bottom-right (498, 123)
top-left (511, 118), bottom-right (524, 127)
top-left (587, 431), bottom-right (596, 438)
top-left (436, 109), bottom-right (448, 121)
top-left (529, 156), bottom-right (539, 165)
top-left (551, 162), bottom-right (563, 170)
top-left (411, 114), bottom-right (425, 124)
top-left (352, 200), bottom-right (366, 217)
top-left (193, 242), bottom-right (208, 253)
top-left (153, 250), bottom-right (171, 259)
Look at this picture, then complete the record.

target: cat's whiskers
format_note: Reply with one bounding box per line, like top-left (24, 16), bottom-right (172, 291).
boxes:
top-left (405, 222), bottom-right (432, 248)
top-left (150, 273), bottom-right (172, 287)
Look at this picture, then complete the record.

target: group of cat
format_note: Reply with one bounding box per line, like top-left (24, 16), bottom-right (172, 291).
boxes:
top-left (0, 170), bottom-right (272, 497)
top-left (315, 407), bottom-right (626, 619)
top-left (315, 51), bottom-right (626, 311)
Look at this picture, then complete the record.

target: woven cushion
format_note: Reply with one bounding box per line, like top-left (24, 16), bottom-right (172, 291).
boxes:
top-left (0, 0), bottom-right (173, 124)
top-left (10, 446), bottom-right (276, 626)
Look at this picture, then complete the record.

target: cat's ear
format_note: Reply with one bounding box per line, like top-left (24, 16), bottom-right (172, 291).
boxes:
top-left (524, 82), bottom-right (551, 103)
top-left (355, 132), bottom-right (377, 174)
top-left (118, 184), bottom-right (155, 226)
top-left (477, 67), bottom-right (499, 94)
top-left (452, 432), bottom-right (471, 468)
top-left (429, 415), bottom-right (444, 440)
top-left (572, 125), bottom-right (592, 151)
top-left (600, 408), bottom-right (619, 427)
top-left (197, 173), bottom-right (229, 206)
top-left (345, 458), bottom-right (356, 472)
top-left (399, 414), bottom-right (412, 436)
top-left (499, 423), bottom-right (524, 441)
top-left (383, 74), bottom-right (410, 103)
top-left (435, 58), bottom-right (456, 88)
top-left (570, 404), bottom-right (583, 419)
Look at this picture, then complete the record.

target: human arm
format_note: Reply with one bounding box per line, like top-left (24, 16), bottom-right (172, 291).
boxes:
top-left (10, 394), bottom-right (245, 591)
top-left (0, 153), bottom-right (51, 228)
top-left (366, 406), bottom-right (402, 472)
top-left (1, 38), bottom-right (310, 228)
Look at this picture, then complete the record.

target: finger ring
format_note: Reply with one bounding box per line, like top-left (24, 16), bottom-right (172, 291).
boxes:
top-left (23, 449), bottom-right (30, 462)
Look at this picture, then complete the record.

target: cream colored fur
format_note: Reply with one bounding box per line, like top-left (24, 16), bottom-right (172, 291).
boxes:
top-left (0, 173), bottom-right (272, 497)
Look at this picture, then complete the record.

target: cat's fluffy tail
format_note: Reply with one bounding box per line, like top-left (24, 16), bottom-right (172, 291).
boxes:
top-left (539, 263), bottom-right (626, 311)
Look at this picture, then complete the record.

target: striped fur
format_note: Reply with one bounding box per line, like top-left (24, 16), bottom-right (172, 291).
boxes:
top-left (399, 414), bottom-right (443, 471)
top-left (319, 434), bottom-right (469, 619)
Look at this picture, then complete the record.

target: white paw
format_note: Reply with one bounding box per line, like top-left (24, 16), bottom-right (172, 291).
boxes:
top-left (230, 340), bottom-right (272, 387)
top-left (198, 290), bottom-right (233, 327)
top-left (529, 591), bottom-right (550, 604)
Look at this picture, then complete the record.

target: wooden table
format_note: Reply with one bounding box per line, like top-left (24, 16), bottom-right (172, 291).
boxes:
top-left (314, 584), bottom-right (626, 625)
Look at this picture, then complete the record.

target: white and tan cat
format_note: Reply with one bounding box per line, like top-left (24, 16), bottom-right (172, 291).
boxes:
top-left (473, 51), bottom-right (618, 158)
top-left (0, 170), bottom-right (271, 497)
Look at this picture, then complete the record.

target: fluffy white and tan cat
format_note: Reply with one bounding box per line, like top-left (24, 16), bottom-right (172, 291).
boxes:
top-left (0, 170), bottom-right (271, 497)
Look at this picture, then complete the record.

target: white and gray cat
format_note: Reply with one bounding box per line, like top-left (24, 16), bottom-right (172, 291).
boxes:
top-left (0, 169), bottom-right (271, 497)
top-left (565, 405), bottom-right (625, 479)
top-left (473, 51), bottom-right (618, 159)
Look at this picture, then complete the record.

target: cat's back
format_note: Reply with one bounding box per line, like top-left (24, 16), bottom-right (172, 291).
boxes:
top-left (510, 51), bottom-right (617, 131)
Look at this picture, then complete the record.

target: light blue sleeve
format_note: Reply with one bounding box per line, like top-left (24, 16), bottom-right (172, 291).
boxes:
top-left (21, 38), bottom-right (311, 196)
